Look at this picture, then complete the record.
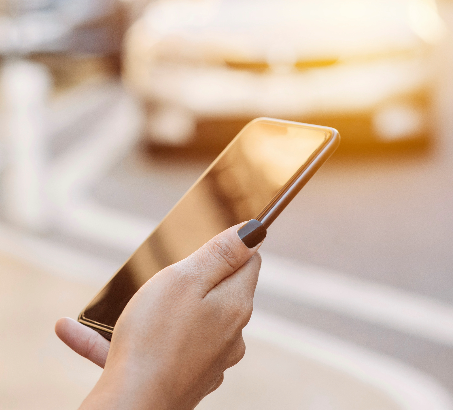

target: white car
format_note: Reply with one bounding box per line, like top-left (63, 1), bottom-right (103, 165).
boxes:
top-left (123, 0), bottom-right (445, 152)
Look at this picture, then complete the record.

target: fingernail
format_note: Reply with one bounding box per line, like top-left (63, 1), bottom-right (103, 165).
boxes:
top-left (238, 219), bottom-right (267, 248)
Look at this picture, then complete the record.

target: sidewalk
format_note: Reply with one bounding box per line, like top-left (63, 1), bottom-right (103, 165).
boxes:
top-left (0, 250), bottom-right (428, 410)
top-left (0, 252), bottom-right (101, 410)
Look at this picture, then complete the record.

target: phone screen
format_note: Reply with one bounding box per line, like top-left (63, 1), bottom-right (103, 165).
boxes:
top-left (81, 119), bottom-right (332, 330)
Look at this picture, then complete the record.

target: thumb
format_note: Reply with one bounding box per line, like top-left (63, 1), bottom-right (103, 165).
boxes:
top-left (173, 220), bottom-right (266, 295)
top-left (55, 317), bottom-right (110, 368)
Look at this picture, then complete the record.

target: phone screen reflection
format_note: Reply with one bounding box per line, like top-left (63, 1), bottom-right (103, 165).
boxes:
top-left (83, 120), bottom-right (328, 328)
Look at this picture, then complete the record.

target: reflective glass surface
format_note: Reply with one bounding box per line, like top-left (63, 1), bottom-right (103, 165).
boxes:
top-left (82, 119), bottom-right (330, 329)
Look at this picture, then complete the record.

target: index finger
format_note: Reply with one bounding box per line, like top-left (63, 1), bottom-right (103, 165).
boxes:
top-left (172, 220), bottom-right (266, 295)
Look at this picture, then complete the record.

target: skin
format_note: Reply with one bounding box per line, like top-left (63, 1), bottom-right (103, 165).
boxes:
top-left (55, 223), bottom-right (263, 410)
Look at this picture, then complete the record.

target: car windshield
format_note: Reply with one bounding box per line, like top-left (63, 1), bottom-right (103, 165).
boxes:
top-left (145, 0), bottom-right (442, 59)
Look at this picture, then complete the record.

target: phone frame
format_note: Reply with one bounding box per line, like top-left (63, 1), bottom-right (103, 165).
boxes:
top-left (256, 119), bottom-right (340, 228)
top-left (78, 118), bottom-right (340, 339)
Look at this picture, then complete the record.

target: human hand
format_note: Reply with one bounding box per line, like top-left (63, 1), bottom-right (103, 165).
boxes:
top-left (56, 222), bottom-right (264, 410)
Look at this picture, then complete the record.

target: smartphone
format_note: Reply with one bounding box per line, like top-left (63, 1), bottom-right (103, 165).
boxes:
top-left (78, 118), bottom-right (340, 340)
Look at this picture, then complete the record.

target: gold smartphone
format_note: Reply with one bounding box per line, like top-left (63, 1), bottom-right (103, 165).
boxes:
top-left (79, 118), bottom-right (340, 340)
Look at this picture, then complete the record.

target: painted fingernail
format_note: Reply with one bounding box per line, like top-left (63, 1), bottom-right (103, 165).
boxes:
top-left (238, 219), bottom-right (267, 248)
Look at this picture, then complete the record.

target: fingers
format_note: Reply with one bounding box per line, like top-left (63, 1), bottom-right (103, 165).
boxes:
top-left (206, 253), bottom-right (261, 330)
top-left (225, 335), bottom-right (246, 369)
top-left (211, 252), bottom-right (261, 304)
top-left (55, 317), bottom-right (110, 368)
top-left (206, 336), bottom-right (244, 397)
top-left (206, 373), bottom-right (224, 395)
top-left (205, 336), bottom-right (246, 396)
top-left (173, 222), bottom-right (264, 295)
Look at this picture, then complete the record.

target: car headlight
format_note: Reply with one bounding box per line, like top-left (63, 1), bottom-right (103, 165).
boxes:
top-left (373, 103), bottom-right (426, 141)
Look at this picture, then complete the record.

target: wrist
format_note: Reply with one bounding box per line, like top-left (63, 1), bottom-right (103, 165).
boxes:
top-left (79, 359), bottom-right (166, 410)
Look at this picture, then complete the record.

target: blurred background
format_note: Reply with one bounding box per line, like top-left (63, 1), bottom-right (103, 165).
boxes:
top-left (1, 0), bottom-right (453, 409)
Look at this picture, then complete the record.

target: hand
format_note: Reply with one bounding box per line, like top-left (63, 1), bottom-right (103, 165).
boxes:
top-left (56, 223), bottom-right (263, 410)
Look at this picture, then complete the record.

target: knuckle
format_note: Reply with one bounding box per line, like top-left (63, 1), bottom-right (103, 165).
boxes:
top-left (209, 373), bottom-right (224, 394)
top-left (167, 264), bottom-right (199, 290)
top-left (238, 339), bottom-right (246, 359)
top-left (247, 253), bottom-right (262, 277)
top-left (232, 297), bottom-right (254, 327)
top-left (242, 299), bottom-right (254, 325)
top-left (228, 301), bottom-right (244, 323)
top-left (237, 306), bottom-right (253, 328)
top-left (230, 337), bottom-right (246, 365)
top-left (252, 252), bottom-right (262, 268)
top-left (227, 292), bottom-right (251, 316)
top-left (215, 373), bottom-right (224, 389)
top-left (84, 331), bottom-right (99, 360)
top-left (208, 238), bottom-right (240, 271)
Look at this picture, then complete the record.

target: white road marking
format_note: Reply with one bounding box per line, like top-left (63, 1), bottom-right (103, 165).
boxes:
top-left (47, 87), bottom-right (140, 193)
top-left (258, 253), bottom-right (453, 346)
top-left (247, 311), bottom-right (453, 410)
top-left (1, 60), bottom-right (50, 230)
top-left (0, 222), bottom-right (117, 285)
top-left (47, 79), bottom-right (120, 141)
top-left (47, 84), bottom-right (155, 252)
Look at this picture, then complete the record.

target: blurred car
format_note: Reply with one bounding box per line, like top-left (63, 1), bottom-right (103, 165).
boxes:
top-left (123, 0), bottom-right (445, 152)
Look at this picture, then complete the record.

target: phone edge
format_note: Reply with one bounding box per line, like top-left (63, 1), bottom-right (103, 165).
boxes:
top-left (258, 126), bottom-right (340, 228)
